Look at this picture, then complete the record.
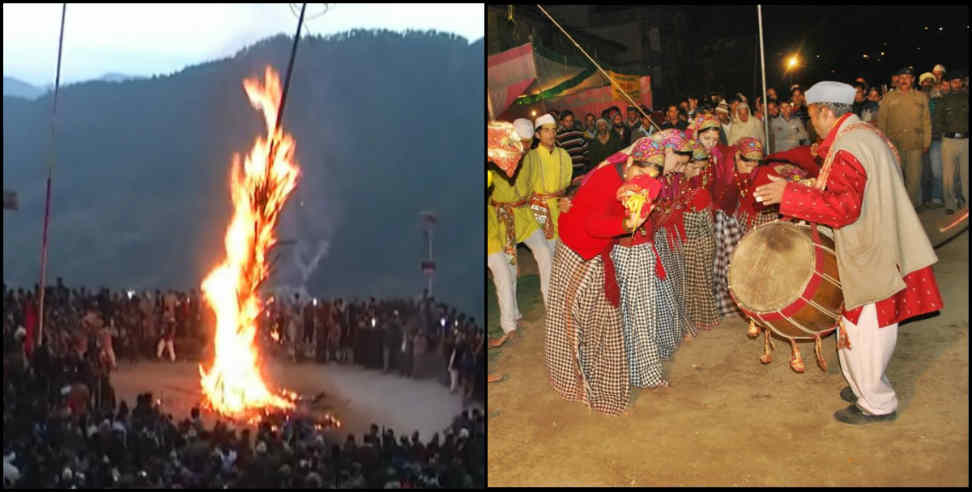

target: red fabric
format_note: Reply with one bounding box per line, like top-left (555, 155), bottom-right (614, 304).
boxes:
top-left (765, 145), bottom-right (821, 177)
top-left (778, 121), bottom-right (944, 327)
top-left (842, 266), bottom-right (942, 326)
top-left (652, 243), bottom-right (667, 280)
top-left (601, 245), bottom-right (621, 307)
top-left (690, 188), bottom-right (712, 211)
top-left (732, 167), bottom-right (759, 223)
top-left (559, 163), bottom-right (628, 260)
top-left (709, 144), bottom-right (740, 214)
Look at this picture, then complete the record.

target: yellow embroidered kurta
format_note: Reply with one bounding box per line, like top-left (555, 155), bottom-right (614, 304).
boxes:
top-left (487, 167), bottom-right (539, 256)
top-left (523, 145), bottom-right (573, 240)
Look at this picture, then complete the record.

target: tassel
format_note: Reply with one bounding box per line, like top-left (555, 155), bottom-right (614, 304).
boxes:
top-left (814, 335), bottom-right (827, 371)
top-left (837, 318), bottom-right (852, 350)
top-left (789, 339), bottom-right (805, 373)
top-left (759, 328), bottom-right (773, 364)
top-left (747, 319), bottom-right (759, 338)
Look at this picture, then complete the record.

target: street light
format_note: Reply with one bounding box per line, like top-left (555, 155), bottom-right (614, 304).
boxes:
top-left (784, 54), bottom-right (800, 87)
top-left (786, 55), bottom-right (799, 71)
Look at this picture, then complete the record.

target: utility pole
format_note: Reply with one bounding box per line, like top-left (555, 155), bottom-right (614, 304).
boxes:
top-left (419, 211), bottom-right (437, 297)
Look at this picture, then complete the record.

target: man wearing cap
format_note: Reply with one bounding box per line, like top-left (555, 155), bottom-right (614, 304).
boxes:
top-left (922, 71), bottom-right (946, 208)
top-left (754, 80), bottom-right (943, 425)
top-left (487, 119), bottom-right (555, 350)
top-left (935, 68), bottom-right (969, 215)
top-left (878, 66), bottom-right (932, 208)
top-left (932, 64), bottom-right (946, 85)
top-left (919, 72), bottom-right (940, 98)
top-left (522, 112), bottom-right (573, 257)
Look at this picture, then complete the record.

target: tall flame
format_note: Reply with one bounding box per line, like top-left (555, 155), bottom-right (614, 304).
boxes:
top-left (199, 66), bottom-right (299, 418)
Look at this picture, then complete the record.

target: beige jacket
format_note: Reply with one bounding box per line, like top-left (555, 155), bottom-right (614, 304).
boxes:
top-left (876, 89), bottom-right (931, 151)
top-left (825, 114), bottom-right (938, 309)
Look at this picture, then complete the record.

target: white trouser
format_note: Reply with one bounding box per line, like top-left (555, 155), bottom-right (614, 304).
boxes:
top-left (488, 252), bottom-right (519, 335)
top-left (157, 338), bottom-right (175, 361)
top-left (838, 303), bottom-right (898, 415)
top-left (521, 229), bottom-right (553, 307)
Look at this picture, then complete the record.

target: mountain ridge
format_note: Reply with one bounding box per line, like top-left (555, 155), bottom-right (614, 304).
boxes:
top-left (3, 30), bottom-right (484, 317)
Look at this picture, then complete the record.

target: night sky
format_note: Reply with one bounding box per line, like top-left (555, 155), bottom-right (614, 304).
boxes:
top-left (685, 5), bottom-right (969, 98)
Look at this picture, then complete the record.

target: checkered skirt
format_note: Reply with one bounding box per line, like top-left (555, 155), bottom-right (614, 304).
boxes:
top-left (739, 210), bottom-right (780, 235)
top-left (654, 229), bottom-right (697, 340)
top-left (682, 210), bottom-right (720, 331)
top-left (544, 242), bottom-right (630, 416)
top-left (713, 210), bottom-right (744, 317)
top-left (610, 242), bottom-right (669, 388)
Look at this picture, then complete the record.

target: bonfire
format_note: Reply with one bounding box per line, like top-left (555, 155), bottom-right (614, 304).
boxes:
top-left (198, 66), bottom-right (300, 419)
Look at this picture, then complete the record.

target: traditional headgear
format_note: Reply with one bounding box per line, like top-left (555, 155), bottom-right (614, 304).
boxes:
top-left (919, 72), bottom-right (936, 85)
top-left (805, 81), bottom-right (856, 105)
top-left (652, 128), bottom-right (693, 153)
top-left (534, 113), bottom-right (556, 129)
top-left (933, 64), bottom-right (946, 74)
top-left (512, 118), bottom-right (533, 141)
top-left (716, 100), bottom-right (730, 114)
top-left (687, 113), bottom-right (720, 139)
top-left (486, 121), bottom-right (525, 179)
top-left (895, 66), bottom-right (914, 76)
top-left (690, 140), bottom-right (710, 162)
top-left (630, 137), bottom-right (665, 165)
top-left (736, 137), bottom-right (764, 161)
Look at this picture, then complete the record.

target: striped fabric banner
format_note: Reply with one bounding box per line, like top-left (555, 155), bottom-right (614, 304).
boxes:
top-left (488, 42), bottom-right (537, 118)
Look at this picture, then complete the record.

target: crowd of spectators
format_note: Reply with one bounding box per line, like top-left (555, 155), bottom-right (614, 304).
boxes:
top-left (3, 281), bottom-right (484, 488)
top-left (544, 64), bottom-right (969, 211)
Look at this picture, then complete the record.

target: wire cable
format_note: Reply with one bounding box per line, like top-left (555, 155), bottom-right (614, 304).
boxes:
top-left (535, 4), bottom-right (661, 132)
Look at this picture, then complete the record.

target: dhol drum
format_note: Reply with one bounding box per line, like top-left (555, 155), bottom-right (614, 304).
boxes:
top-left (728, 220), bottom-right (843, 373)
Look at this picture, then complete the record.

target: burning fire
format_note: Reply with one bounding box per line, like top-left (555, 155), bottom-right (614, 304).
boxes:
top-left (199, 66), bottom-right (299, 418)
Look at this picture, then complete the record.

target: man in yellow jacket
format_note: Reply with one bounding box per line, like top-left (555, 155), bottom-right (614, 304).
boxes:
top-left (521, 113), bottom-right (573, 270)
top-left (878, 66), bottom-right (932, 208)
top-left (488, 118), bottom-right (555, 349)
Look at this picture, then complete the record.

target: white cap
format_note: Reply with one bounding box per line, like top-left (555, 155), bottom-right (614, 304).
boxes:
top-left (933, 64), bottom-right (946, 73)
top-left (805, 81), bottom-right (856, 106)
top-left (534, 113), bottom-right (556, 129)
top-left (512, 118), bottom-right (534, 141)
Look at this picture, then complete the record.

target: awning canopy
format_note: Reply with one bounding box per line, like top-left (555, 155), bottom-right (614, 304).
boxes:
top-left (488, 42), bottom-right (652, 121)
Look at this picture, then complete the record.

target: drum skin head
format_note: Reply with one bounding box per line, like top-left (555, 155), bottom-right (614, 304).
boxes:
top-left (729, 222), bottom-right (814, 313)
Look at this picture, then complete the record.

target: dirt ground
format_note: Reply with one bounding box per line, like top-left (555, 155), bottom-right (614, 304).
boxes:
top-left (487, 209), bottom-right (969, 486)
top-left (111, 354), bottom-right (474, 445)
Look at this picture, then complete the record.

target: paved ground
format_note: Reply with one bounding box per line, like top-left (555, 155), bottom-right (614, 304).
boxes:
top-left (112, 354), bottom-right (472, 444)
top-left (487, 208), bottom-right (969, 486)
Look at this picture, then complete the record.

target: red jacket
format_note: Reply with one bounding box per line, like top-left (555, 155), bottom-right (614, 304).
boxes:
top-left (558, 163), bottom-right (627, 261)
top-left (779, 114), bottom-right (942, 327)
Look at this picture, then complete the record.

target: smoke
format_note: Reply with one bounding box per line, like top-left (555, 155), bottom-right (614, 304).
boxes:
top-left (270, 165), bottom-right (340, 299)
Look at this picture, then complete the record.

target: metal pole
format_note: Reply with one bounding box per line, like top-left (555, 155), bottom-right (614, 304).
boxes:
top-left (38, 3), bottom-right (67, 348)
top-left (757, 5), bottom-right (771, 153)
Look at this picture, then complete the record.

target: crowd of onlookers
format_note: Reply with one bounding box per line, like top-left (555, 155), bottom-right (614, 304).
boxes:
top-left (3, 281), bottom-right (484, 488)
top-left (3, 280), bottom-right (484, 402)
top-left (548, 63), bottom-right (968, 212)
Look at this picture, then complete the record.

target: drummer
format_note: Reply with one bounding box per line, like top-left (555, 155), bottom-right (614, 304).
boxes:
top-left (754, 81), bottom-right (943, 424)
